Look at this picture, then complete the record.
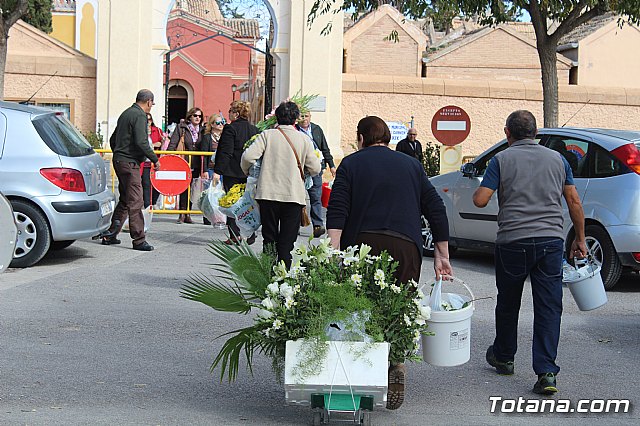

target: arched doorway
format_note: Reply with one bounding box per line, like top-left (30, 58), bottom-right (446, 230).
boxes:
top-left (167, 84), bottom-right (189, 127)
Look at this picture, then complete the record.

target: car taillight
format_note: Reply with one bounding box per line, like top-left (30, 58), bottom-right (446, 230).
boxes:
top-left (40, 168), bottom-right (86, 192)
top-left (611, 143), bottom-right (640, 174)
top-left (633, 253), bottom-right (640, 262)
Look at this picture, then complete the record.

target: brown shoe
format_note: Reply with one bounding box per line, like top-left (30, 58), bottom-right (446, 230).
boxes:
top-left (386, 363), bottom-right (405, 410)
top-left (176, 214), bottom-right (184, 224)
top-left (183, 214), bottom-right (193, 224)
top-left (223, 237), bottom-right (241, 245)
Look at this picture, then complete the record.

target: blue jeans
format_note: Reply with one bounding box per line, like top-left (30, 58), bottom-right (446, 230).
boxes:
top-left (492, 237), bottom-right (564, 375)
top-left (307, 173), bottom-right (323, 227)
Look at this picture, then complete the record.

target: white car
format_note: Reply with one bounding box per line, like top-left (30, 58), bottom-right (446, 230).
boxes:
top-left (423, 128), bottom-right (640, 290)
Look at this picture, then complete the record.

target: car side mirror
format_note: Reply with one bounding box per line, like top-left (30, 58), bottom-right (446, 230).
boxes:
top-left (460, 162), bottom-right (476, 177)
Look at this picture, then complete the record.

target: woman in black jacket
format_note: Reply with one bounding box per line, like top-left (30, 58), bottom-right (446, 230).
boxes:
top-left (168, 107), bottom-right (204, 223)
top-left (213, 101), bottom-right (258, 244)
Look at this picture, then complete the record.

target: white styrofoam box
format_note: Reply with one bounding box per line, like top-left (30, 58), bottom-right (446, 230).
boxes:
top-left (284, 340), bottom-right (389, 407)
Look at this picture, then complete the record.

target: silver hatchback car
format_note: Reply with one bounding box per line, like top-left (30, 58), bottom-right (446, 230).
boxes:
top-left (425, 128), bottom-right (640, 290)
top-left (0, 102), bottom-right (115, 267)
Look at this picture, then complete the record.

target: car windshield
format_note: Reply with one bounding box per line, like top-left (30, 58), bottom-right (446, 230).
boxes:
top-left (32, 113), bottom-right (94, 157)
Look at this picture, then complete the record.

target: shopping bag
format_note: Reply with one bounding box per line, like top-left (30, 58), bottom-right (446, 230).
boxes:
top-left (190, 177), bottom-right (211, 211)
top-left (219, 177), bottom-right (261, 238)
top-left (122, 206), bottom-right (153, 233)
top-left (200, 181), bottom-right (226, 225)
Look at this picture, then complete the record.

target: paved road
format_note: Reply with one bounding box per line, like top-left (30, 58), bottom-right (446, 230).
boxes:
top-left (1, 217), bottom-right (639, 425)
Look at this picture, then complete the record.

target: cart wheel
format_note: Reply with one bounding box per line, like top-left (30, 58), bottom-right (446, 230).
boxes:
top-left (312, 411), bottom-right (322, 426)
top-left (361, 411), bottom-right (371, 426)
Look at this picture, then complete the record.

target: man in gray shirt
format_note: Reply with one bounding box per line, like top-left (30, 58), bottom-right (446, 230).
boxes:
top-left (473, 110), bottom-right (587, 395)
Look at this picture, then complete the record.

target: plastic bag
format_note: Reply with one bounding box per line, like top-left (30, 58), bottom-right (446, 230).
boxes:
top-left (218, 176), bottom-right (261, 238)
top-left (429, 278), bottom-right (467, 311)
top-left (190, 177), bottom-right (211, 211)
top-left (324, 312), bottom-right (372, 342)
top-left (122, 206), bottom-right (153, 233)
top-left (200, 181), bottom-right (226, 225)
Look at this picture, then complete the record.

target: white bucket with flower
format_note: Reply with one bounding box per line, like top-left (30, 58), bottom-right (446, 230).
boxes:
top-left (420, 277), bottom-right (475, 367)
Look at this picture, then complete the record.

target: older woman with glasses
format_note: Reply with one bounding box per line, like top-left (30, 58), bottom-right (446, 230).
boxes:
top-left (214, 101), bottom-right (258, 244)
top-left (168, 107), bottom-right (204, 223)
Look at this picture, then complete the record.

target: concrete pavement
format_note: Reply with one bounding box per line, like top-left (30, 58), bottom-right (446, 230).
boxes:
top-left (1, 216), bottom-right (639, 425)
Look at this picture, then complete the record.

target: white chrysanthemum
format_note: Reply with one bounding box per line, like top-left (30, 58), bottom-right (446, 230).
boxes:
top-left (267, 282), bottom-right (280, 294)
top-left (350, 273), bottom-right (362, 287)
top-left (408, 279), bottom-right (419, 288)
top-left (257, 308), bottom-right (273, 319)
top-left (404, 314), bottom-right (412, 326)
top-left (374, 269), bottom-right (385, 282)
top-left (413, 330), bottom-right (421, 342)
top-left (284, 297), bottom-right (296, 309)
top-left (414, 317), bottom-right (426, 326)
top-left (287, 264), bottom-right (306, 279)
top-left (272, 319), bottom-right (283, 330)
top-left (418, 305), bottom-right (431, 320)
top-left (261, 297), bottom-right (276, 310)
top-left (293, 284), bottom-right (301, 294)
top-left (279, 283), bottom-right (295, 299)
top-left (390, 284), bottom-right (401, 294)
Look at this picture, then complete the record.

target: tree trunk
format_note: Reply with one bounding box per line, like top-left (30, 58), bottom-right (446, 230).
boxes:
top-left (537, 42), bottom-right (559, 128)
top-left (0, 35), bottom-right (7, 100)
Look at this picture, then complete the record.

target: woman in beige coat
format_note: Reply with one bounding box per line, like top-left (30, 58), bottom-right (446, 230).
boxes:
top-left (241, 101), bottom-right (321, 266)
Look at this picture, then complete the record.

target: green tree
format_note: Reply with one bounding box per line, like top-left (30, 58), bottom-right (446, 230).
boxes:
top-left (24, 0), bottom-right (52, 33)
top-left (309, 1), bottom-right (640, 127)
top-left (0, 0), bottom-right (29, 100)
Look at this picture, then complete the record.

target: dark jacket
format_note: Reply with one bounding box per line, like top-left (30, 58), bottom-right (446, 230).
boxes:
top-left (109, 103), bottom-right (158, 164)
top-left (396, 137), bottom-right (423, 164)
top-left (326, 146), bottom-right (449, 255)
top-left (213, 117), bottom-right (258, 178)
top-left (168, 122), bottom-right (203, 174)
top-left (200, 132), bottom-right (220, 170)
top-left (304, 123), bottom-right (335, 169)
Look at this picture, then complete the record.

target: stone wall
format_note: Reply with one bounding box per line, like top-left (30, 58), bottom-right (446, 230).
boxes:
top-left (349, 14), bottom-right (421, 76)
top-left (341, 74), bottom-right (640, 158)
top-left (4, 67), bottom-right (96, 133)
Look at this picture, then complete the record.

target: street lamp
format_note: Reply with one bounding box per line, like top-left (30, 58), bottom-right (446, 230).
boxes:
top-left (231, 84), bottom-right (238, 101)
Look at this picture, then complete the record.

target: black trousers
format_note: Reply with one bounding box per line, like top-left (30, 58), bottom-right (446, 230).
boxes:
top-left (223, 175), bottom-right (247, 238)
top-left (258, 200), bottom-right (302, 268)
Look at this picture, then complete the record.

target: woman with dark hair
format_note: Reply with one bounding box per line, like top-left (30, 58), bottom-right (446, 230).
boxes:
top-left (168, 107), bottom-right (204, 223)
top-left (141, 113), bottom-right (163, 208)
top-left (326, 115), bottom-right (453, 410)
top-left (241, 101), bottom-right (321, 266)
top-left (214, 101), bottom-right (259, 244)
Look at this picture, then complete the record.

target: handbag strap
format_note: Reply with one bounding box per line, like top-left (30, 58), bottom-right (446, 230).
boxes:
top-left (278, 127), bottom-right (305, 182)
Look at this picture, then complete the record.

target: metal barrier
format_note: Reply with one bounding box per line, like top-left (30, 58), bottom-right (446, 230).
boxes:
top-left (95, 149), bottom-right (216, 215)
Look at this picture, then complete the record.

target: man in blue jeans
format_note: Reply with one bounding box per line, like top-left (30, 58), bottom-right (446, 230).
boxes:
top-left (473, 110), bottom-right (587, 395)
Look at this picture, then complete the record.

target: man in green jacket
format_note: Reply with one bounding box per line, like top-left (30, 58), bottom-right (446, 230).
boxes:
top-left (102, 89), bottom-right (160, 251)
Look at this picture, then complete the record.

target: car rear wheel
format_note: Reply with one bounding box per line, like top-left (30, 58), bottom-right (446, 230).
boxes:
top-left (50, 240), bottom-right (75, 251)
top-left (580, 225), bottom-right (623, 290)
top-left (10, 200), bottom-right (51, 268)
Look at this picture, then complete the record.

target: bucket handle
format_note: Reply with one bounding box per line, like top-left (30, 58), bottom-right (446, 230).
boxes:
top-left (419, 276), bottom-right (475, 307)
top-left (573, 249), bottom-right (600, 278)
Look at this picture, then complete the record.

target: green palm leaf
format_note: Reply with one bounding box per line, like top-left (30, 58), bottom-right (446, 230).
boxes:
top-left (211, 326), bottom-right (261, 382)
top-left (180, 273), bottom-right (251, 313)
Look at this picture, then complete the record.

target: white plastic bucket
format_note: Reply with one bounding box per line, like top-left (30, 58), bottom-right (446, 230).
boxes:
top-left (565, 261), bottom-right (607, 311)
top-left (421, 280), bottom-right (475, 367)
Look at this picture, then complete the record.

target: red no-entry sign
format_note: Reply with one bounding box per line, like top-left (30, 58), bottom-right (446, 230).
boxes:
top-left (151, 155), bottom-right (192, 196)
top-left (431, 106), bottom-right (471, 146)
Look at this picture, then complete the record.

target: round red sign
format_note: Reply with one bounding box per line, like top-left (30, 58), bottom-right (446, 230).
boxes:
top-left (151, 155), bottom-right (192, 196)
top-left (431, 106), bottom-right (471, 146)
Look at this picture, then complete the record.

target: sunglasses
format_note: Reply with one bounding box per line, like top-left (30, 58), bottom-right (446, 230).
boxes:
top-left (192, 114), bottom-right (202, 118)
top-left (214, 121), bottom-right (224, 125)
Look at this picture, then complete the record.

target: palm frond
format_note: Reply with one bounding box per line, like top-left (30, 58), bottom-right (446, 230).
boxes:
top-left (211, 326), bottom-right (262, 382)
top-left (180, 273), bottom-right (251, 314)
